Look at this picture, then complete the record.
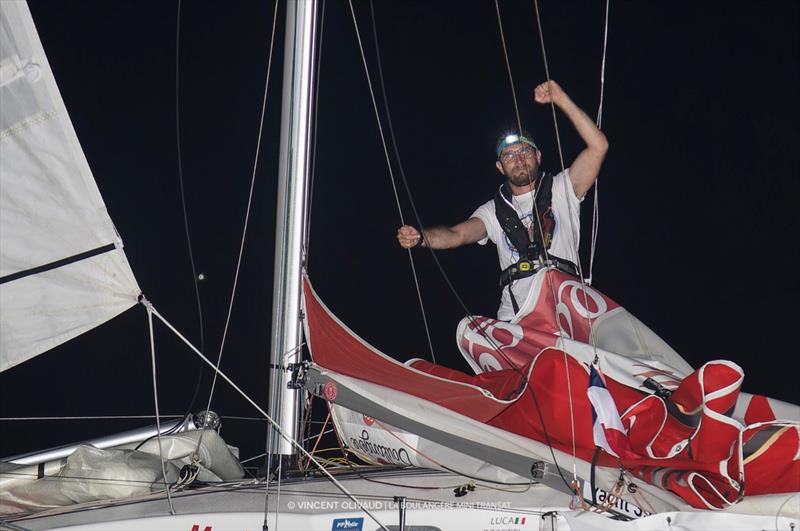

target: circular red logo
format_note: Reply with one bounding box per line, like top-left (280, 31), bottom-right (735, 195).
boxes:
top-left (363, 415), bottom-right (375, 426)
top-left (323, 381), bottom-right (337, 401)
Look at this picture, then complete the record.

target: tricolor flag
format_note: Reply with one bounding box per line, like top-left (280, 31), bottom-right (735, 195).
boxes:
top-left (587, 364), bottom-right (634, 459)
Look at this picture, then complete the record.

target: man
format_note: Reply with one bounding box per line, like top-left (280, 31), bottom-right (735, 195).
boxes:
top-left (397, 80), bottom-right (608, 321)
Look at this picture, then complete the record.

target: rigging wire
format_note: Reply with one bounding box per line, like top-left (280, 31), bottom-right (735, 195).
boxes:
top-left (494, 0), bottom-right (524, 136)
top-left (494, 0), bottom-right (624, 502)
top-left (530, 1), bottom-right (606, 357)
top-left (349, 1), bottom-right (581, 496)
top-left (354, 0), bottom-right (532, 386)
top-left (588, 0), bottom-right (610, 286)
top-left (303, 0), bottom-right (326, 268)
top-left (143, 299), bottom-right (176, 515)
top-left (349, 0), bottom-right (510, 366)
top-left (531, 0), bottom-right (616, 491)
top-left (199, 0), bottom-right (280, 437)
top-left (532, 0), bottom-right (584, 486)
top-left (367, 0), bottom-right (436, 363)
top-left (493, 0), bottom-right (554, 267)
top-left (173, 0), bottom-right (207, 419)
top-left (491, 0), bottom-right (589, 492)
top-left (147, 306), bottom-right (390, 531)
top-left (346, 0), bottom-right (436, 362)
top-left (0, 415), bottom-right (183, 421)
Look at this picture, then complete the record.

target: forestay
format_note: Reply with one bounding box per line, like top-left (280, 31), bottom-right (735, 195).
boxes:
top-left (0, 0), bottom-right (140, 371)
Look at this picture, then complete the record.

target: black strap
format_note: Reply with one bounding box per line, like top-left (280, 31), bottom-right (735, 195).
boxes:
top-left (590, 445), bottom-right (602, 506)
top-left (499, 256), bottom-right (579, 288)
top-left (508, 283), bottom-right (520, 315)
top-left (493, 172), bottom-right (554, 261)
top-left (0, 243), bottom-right (117, 285)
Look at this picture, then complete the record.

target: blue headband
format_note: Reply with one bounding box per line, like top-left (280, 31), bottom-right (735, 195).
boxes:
top-left (496, 134), bottom-right (537, 158)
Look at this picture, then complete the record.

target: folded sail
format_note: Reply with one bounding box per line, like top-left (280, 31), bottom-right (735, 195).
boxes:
top-left (0, 1), bottom-right (140, 371)
top-left (302, 275), bottom-right (800, 510)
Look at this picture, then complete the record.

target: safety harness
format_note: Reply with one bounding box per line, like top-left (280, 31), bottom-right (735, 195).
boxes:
top-left (494, 172), bottom-right (578, 314)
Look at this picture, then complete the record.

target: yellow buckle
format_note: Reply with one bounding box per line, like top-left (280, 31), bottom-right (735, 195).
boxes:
top-left (518, 261), bottom-right (532, 272)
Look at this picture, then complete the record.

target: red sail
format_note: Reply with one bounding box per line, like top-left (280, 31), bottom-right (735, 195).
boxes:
top-left (303, 275), bottom-right (799, 509)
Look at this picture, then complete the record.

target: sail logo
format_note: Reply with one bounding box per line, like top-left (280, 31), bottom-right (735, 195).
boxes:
top-left (324, 381), bottom-right (338, 400)
top-left (556, 280), bottom-right (608, 340)
top-left (461, 317), bottom-right (524, 372)
top-left (331, 517), bottom-right (363, 531)
top-left (349, 430), bottom-right (413, 465)
top-left (490, 515), bottom-right (526, 524)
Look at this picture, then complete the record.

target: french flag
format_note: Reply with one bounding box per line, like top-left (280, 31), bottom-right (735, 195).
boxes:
top-left (587, 364), bottom-right (635, 459)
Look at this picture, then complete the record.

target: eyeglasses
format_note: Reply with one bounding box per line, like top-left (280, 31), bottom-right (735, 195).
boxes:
top-left (500, 146), bottom-right (535, 163)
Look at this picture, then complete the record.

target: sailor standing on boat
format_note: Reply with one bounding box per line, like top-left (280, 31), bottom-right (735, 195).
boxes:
top-left (397, 80), bottom-right (608, 321)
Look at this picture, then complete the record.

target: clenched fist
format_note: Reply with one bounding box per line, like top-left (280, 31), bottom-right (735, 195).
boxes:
top-left (397, 225), bottom-right (422, 249)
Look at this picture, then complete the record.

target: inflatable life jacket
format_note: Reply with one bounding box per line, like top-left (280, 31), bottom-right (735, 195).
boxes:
top-left (494, 172), bottom-right (578, 314)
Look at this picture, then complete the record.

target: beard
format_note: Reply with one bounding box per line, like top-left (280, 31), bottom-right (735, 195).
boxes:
top-left (505, 161), bottom-right (542, 187)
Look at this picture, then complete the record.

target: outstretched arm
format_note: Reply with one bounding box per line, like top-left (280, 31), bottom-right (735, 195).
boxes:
top-left (534, 80), bottom-right (608, 199)
top-left (397, 218), bottom-right (487, 249)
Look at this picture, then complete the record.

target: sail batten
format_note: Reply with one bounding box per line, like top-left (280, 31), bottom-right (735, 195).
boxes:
top-left (0, 242), bottom-right (118, 284)
top-left (0, 0), bottom-right (140, 371)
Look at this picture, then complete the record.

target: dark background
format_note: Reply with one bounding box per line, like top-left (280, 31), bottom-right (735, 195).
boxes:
top-left (1, 1), bottom-right (797, 463)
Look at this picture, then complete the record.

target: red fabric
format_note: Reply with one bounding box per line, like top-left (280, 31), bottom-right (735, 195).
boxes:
top-left (303, 276), bottom-right (799, 509)
top-left (409, 359), bottom-right (526, 401)
top-left (744, 394), bottom-right (776, 425)
top-left (303, 279), bottom-right (510, 422)
top-left (457, 270), bottom-right (622, 373)
top-left (742, 424), bottom-right (800, 495)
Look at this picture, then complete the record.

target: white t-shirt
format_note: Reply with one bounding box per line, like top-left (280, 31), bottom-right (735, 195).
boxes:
top-left (470, 170), bottom-right (582, 321)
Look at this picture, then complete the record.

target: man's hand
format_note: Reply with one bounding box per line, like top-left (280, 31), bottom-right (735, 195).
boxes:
top-left (532, 80), bottom-right (608, 199)
top-left (533, 80), bottom-right (567, 106)
top-left (397, 225), bottom-right (422, 249)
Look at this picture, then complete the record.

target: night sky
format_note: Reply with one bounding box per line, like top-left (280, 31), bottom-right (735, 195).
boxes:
top-left (1, 1), bottom-right (798, 463)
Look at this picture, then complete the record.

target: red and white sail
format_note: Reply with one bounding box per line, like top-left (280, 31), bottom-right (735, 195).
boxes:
top-left (302, 272), bottom-right (800, 510)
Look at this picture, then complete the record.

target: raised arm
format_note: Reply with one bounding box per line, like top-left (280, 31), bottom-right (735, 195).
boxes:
top-left (534, 80), bottom-right (608, 199)
top-left (397, 218), bottom-right (487, 250)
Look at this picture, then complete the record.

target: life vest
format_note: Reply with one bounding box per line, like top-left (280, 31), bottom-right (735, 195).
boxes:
top-left (493, 172), bottom-right (577, 315)
top-left (493, 172), bottom-right (555, 262)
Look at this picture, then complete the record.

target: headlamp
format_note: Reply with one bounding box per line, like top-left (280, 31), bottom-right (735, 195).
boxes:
top-left (496, 133), bottom-right (537, 159)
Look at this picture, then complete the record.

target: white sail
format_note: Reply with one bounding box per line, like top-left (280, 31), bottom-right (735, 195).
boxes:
top-left (0, 0), bottom-right (140, 371)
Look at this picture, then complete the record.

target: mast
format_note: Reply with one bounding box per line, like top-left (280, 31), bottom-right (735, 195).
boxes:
top-left (268, 0), bottom-right (318, 462)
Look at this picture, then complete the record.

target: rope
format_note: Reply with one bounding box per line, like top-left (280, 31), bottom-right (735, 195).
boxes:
top-left (367, 0), bottom-right (436, 363)
top-left (588, 0), bottom-right (610, 286)
top-left (494, 0), bottom-right (524, 135)
top-left (174, 0), bottom-right (206, 419)
top-left (346, 2), bottom-right (585, 496)
top-left (199, 0), bottom-right (280, 454)
top-left (0, 415), bottom-right (183, 421)
top-left (353, 5), bottom-right (577, 497)
top-left (348, 0), bottom-right (597, 501)
top-left (494, 0), bottom-right (552, 266)
top-left (0, 469), bottom-right (182, 488)
top-left (143, 299), bottom-right (175, 515)
top-left (529, 0), bottom-right (606, 369)
top-left (260, 6), bottom-right (283, 523)
top-left (303, 0), bottom-right (326, 271)
top-left (531, 0), bottom-right (605, 486)
top-left (353, 0), bottom-right (515, 372)
top-left (307, 410), bottom-right (331, 466)
top-left (146, 305), bottom-right (389, 531)
top-left (348, 0), bottom-right (436, 363)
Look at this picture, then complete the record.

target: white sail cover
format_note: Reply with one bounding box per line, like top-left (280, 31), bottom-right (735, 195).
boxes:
top-left (0, 1), bottom-right (140, 371)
